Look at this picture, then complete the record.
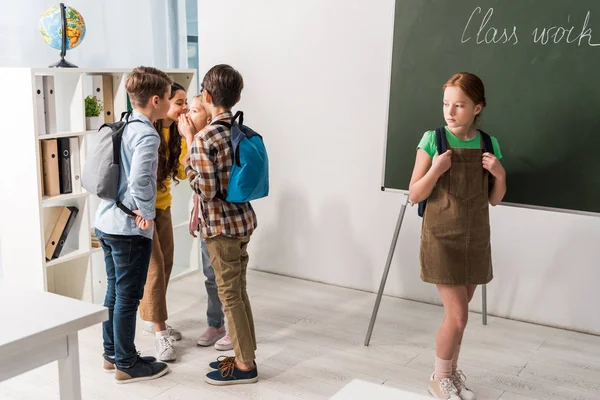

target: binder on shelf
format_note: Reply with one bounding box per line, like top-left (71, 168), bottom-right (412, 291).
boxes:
top-left (52, 206), bottom-right (79, 260)
top-left (34, 76), bottom-right (47, 135)
top-left (38, 142), bottom-right (45, 196)
top-left (57, 138), bottom-right (72, 194)
top-left (102, 75), bottom-right (115, 123)
top-left (41, 139), bottom-right (60, 196)
top-left (42, 76), bottom-right (56, 134)
top-left (91, 76), bottom-right (105, 126)
top-left (43, 206), bottom-right (64, 243)
top-left (69, 137), bottom-right (81, 193)
top-left (45, 206), bottom-right (71, 260)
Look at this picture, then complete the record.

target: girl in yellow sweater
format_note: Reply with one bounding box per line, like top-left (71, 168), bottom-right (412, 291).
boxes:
top-left (139, 82), bottom-right (188, 362)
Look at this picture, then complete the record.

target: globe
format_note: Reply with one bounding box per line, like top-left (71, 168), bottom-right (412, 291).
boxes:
top-left (39, 4), bottom-right (85, 67)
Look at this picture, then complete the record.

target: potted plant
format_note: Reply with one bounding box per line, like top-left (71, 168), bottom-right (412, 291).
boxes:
top-left (85, 95), bottom-right (103, 130)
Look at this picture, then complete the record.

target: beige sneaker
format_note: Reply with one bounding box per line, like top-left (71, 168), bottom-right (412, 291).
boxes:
top-left (429, 372), bottom-right (461, 400)
top-left (452, 370), bottom-right (476, 400)
top-left (214, 334), bottom-right (234, 351)
top-left (197, 326), bottom-right (226, 346)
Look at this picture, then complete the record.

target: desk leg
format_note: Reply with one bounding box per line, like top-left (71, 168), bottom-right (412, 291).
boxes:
top-left (58, 333), bottom-right (82, 400)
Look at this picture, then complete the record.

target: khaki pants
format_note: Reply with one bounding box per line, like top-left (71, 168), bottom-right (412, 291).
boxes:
top-left (206, 235), bottom-right (256, 363)
top-left (139, 208), bottom-right (174, 322)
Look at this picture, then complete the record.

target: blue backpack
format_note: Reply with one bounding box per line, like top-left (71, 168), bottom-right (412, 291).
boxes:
top-left (213, 111), bottom-right (269, 203)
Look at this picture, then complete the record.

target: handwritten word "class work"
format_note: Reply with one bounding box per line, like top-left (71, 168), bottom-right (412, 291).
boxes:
top-left (461, 7), bottom-right (600, 47)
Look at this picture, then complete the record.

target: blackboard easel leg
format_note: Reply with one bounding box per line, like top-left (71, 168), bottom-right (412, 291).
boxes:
top-left (364, 196), bottom-right (409, 346)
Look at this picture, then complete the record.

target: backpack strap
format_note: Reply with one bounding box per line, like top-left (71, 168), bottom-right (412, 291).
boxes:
top-left (418, 127), bottom-right (447, 217)
top-left (479, 130), bottom-right (494, 154)
top-left (116, 201), bottom-right (135, 217)
top-left (110, 111), bottom-right (144, 218)
top-left (212, 120), bottom-right (232, 128)
top-left (231, 111), bottom-right (244, 125)
top-left (434, 127), bottom-right (447, 155)
top-left (211, 111), bottom-right (243, 128)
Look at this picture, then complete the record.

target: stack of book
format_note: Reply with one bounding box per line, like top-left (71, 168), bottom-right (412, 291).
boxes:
top-left (91, 229), bottom-right (100, 248)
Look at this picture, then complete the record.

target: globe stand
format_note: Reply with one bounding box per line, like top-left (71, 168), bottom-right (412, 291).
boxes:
top-left (50, 57), bottom-right (77, 68)
top-left (49, 3), bottom-right (78, 68)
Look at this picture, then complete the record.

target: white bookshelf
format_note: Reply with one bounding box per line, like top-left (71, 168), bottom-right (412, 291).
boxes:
top-left (0, 67), bottom-right (200, 303)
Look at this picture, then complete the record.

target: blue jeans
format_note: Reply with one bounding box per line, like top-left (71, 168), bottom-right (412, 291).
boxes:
top-left (201, 237), bottom-right (224, 328)
top-left (96, 229), bottom-right (152, 368)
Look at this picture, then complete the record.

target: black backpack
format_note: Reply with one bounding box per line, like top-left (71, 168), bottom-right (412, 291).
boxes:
top-left (418, 127), bottom-right (494, 217)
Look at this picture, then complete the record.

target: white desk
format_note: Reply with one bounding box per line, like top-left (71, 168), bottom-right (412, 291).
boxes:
top-left (0, 285), bottom-right (108, 399)
top-left (330, 379), bottom-right (430, 399)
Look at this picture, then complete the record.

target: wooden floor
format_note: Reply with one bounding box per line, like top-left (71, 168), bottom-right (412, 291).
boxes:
top-left (2, 270), bottom-right (600, 400)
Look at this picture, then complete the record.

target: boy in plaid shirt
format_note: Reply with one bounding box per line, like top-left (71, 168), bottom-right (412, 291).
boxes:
top-left (179, 64), bottom-right (258, 385)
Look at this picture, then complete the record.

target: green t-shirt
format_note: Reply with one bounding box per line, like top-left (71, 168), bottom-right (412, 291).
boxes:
top-left (417, 127), bottom-right (503, 159)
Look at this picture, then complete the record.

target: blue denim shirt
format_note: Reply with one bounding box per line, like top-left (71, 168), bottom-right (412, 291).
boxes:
top-left (95, 110), bottom-right (160, 239)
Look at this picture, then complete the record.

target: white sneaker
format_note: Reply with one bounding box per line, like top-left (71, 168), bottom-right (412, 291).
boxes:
top-left (143, 321), bottom-right (182, 341)
top-left (452, 370), bottom-right (476, 400)
top-left (429, 372), bottom-right (461, 400)
top-left (155, 335), bottom-right (177, 362)
top-left (166, 325), bottom-right (182, 341)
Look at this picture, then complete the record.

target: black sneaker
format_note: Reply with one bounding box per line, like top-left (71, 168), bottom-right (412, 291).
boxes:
top-left (114, 356), bottom-right (169, 384)
top-left (205, 358), bottom-right (258, 386)
top-left (103, 353), bottom-right (156, 373)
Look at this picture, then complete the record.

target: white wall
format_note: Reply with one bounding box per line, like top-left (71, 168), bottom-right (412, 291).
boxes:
top-left (198, 0), bottom-right (600, 335)
top-left (0, 0), bottom-right (187, 69)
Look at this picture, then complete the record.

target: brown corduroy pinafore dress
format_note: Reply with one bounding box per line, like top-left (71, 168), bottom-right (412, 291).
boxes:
top-left (420, 139), bottom-right (493, 285)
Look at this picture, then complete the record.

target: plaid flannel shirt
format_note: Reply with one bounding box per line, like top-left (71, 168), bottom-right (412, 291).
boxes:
top-left (186, 111), bottom-right (257, 239)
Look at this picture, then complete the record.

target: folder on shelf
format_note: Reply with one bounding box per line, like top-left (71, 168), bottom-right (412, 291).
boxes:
top-left (42, 76), bottom-right (56, 134)
top-left (91, 76), bottom-right (105, 126)
top-left (69, 137), bottom-right (81, 193)
top-left (57, 138), bottom-right (72, 194)
top-left (52, 206), bottom-right (79, 260)
top-left (102, 75), bottom-right (115, 123)
top-left (39, 142), bottom-right (45, 196)
top-left (45, 206), bottom-right (71, 260)
top-left (43, 206), bottom-right (64, 244)
top-left (41, 139), bottom-right (60, 197)
top-left (34, 76), bottom-right (47, 135)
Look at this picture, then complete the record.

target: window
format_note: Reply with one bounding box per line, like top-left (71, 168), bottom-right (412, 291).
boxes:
top-left (186, 0), bottom-right (199, 90)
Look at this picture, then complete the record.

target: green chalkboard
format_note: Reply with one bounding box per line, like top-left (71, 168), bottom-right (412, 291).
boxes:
top-left (383, 0), bottom-right (600, 214)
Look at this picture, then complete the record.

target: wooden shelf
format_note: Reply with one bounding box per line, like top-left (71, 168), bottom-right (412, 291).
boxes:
top-left (0, 67), bottom-right (198, 305)
top-left (38, 130), bottom-right (96, 140)
top-left (46, 247), bottom-right (91, 267)
top-left (42, 191), bottom-right (89, 206)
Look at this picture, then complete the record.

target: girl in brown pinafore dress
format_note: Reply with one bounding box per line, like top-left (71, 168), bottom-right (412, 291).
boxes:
top-left (408, 73), bottom-right (507, 400)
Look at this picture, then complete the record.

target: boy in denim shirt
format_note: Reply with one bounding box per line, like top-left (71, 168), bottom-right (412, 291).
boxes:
top-left (95, 66), bottom-right (172, 383)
